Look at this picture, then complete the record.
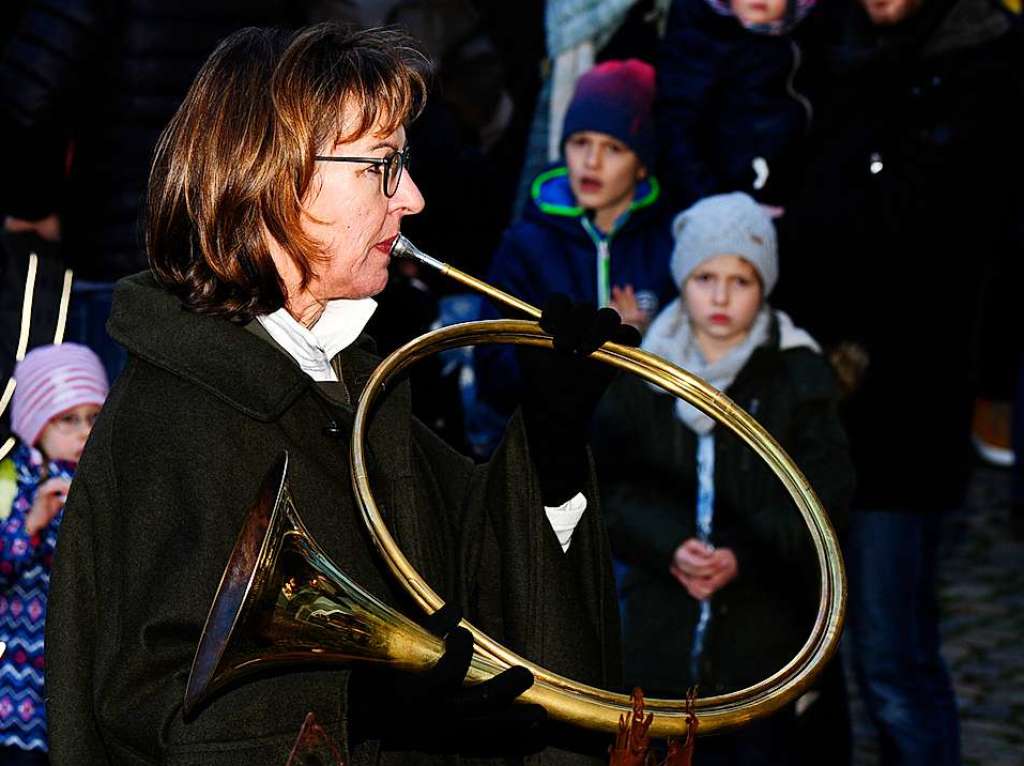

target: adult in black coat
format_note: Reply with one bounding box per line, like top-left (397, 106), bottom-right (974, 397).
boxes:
top-left (0, 0), bottom-right (296, 381)
top-left (45, 25), bottom-right (626, 766)
top-left (777, 0), bottom-right (1023, 506)
top-left (773, 0), bottom-right (1024, 763)
top-left (0, 0), bottom-right (298, 281)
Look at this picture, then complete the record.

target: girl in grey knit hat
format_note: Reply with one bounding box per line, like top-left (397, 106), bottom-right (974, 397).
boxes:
top-left (594, 191), bottom-right (853, 766)
top-left (644, 191), bottom-right (817, 434)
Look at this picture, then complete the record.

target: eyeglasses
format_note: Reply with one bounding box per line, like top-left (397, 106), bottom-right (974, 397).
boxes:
top-left (314, 146), bottom-right (411, 198)
top-left (52, 410), bottom-right (99, 434)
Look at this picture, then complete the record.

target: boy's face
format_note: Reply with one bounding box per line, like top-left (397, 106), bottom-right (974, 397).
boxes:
top-left (684, 254), bottom-right (763, 349)
top-left (37, 403), bottom-right (101, 463)
top-left (564, 131), bottom-right (645, 227)
top-left (730, 0), bottom-right (788, 26)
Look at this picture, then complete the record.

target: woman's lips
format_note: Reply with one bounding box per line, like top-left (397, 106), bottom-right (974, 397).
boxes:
top-left (710, 314), bottom-right (730, 324)
top-left (374, 234), bottom-right (398, 254)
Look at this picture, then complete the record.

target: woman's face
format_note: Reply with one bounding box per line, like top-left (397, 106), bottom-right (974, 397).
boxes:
top-left (275, 123), bottom-right (425, 318)
top-left (684, 255), bottom-right (763, 350)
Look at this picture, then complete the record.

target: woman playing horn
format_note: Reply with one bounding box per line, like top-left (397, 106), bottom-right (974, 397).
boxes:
top-left (45, 24), bottom-right (631, 766)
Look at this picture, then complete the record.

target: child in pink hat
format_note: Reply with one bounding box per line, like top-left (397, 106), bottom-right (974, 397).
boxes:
top-left (1, 342), bottom-right (108, 760)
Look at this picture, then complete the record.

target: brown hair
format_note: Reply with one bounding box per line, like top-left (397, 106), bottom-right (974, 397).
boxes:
top-left (146, 24), bottom-right (430, 322)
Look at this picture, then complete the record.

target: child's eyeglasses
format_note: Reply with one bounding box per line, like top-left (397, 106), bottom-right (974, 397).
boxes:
top-left (314, 146), bottom-right (411, 198)
top-left (53, 411), bottom-right (99, 434)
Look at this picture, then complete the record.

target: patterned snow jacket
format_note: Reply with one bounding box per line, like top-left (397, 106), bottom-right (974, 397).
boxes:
top-left (0, 442), bottom-right (73, 753)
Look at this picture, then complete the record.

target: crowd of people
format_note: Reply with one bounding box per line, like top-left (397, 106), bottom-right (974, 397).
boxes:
top-left (0, 0), bottom-right (1021, 764)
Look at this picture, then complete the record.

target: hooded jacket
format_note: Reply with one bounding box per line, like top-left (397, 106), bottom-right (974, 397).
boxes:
top-left (44, 272), bottom-right (621, 765)
top-left (475, 166), bottom-right (675, 416)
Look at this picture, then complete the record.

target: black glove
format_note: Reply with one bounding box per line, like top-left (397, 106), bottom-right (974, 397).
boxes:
top-left (517, 294), bottom-right (641, 506)
top-left (347, 603), bottom-right (546, 750)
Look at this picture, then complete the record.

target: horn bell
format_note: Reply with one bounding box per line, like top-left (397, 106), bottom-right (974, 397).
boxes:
top-left (184, 452), bottom-right (488, 717)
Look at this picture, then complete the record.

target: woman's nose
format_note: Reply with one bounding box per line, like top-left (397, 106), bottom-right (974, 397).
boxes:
top-left (391, 171), bottom-right (425, 215)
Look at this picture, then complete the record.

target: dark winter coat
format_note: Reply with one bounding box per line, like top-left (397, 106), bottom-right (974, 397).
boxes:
top-left (593, 325), bottom-right (853, 695)
top-left (475, 167), bottom-right (676, 415)
top-left (45, 272), bottom-right (621, 765)
top-left (0, 0), bottom-right (293, 280)
top-left (774, 0), bottom-right (1024, 510)
top-left (656, 0), bottom-right (820, 210)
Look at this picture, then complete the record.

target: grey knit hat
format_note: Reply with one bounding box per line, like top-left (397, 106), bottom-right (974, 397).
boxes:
top-left (671, 192), bottom-right (778, 295)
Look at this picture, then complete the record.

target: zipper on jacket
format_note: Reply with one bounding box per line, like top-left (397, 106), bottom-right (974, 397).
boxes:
top-left (580, 216), bottom-right (618, 307)
top-left (597, 239), bottom-right (611, 308)
top-left (787, 40), bottom-right (814, 132)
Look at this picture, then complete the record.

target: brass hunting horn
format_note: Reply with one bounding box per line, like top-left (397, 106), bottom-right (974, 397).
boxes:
top-left (184, 452), bottom-right (511, 717)
top-left (186, 236), bottom-right (846, 737)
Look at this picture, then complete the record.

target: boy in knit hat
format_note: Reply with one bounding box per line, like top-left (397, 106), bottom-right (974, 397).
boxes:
top-left (473, 59), bottom-right (676, 455)
top-left (0, 342), bottom-right (108, 761)
top-left (593, 192), bottom-right (853, 765)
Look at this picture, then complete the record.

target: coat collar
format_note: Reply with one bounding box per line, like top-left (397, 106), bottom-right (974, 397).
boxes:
top-left (108, 272), bottom-right (380, 421)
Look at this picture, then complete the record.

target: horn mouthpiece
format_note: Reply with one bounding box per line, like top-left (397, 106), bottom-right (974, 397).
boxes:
top-left (390, 235), bottom-right (443, 271)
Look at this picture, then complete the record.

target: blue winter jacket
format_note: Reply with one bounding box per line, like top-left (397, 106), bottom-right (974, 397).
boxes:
top-left (657, 0), bottom-right (819, 209)
top-left (474, 166), bottom-right (676, 419)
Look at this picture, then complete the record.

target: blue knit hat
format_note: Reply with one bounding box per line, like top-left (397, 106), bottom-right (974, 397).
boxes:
top-left (560, 59), bottom-right (656, 170)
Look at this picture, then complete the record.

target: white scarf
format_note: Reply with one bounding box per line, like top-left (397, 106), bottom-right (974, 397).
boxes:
top-left (256, 298), bottom-right (377, 382)
top-left (641, 298), bottom-right (820, 434)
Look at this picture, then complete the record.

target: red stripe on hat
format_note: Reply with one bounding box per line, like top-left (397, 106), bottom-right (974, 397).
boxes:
top-left (17, 380), bottom-right (59, 416)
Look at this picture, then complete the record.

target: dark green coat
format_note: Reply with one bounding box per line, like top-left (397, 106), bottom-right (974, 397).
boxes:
top-left (46, 273), bottom-right (621, 765)
top-left (593, 330), bottom-right (853, 696)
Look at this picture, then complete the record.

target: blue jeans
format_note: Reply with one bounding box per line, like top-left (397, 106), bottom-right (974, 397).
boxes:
top-left (64, 281), bottom-right (126, 385)
top-left (846, 511), bottom-right (961, 766)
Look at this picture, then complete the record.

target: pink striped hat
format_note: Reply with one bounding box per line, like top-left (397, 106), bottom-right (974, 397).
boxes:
top-left (11, 343), bottom-right (109, 447)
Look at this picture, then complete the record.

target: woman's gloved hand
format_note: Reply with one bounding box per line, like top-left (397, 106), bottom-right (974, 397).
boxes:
top-left (517, 294), bottom-right (641, 506)
top-left (347, 604), bottom-right (546, 750)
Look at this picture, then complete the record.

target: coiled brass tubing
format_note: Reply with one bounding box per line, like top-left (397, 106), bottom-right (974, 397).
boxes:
top-left (346, 236), bottom-right (846, 736)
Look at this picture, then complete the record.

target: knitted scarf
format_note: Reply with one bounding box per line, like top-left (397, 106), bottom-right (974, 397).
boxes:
top-left (642, 297), bottom-right (819, 433)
